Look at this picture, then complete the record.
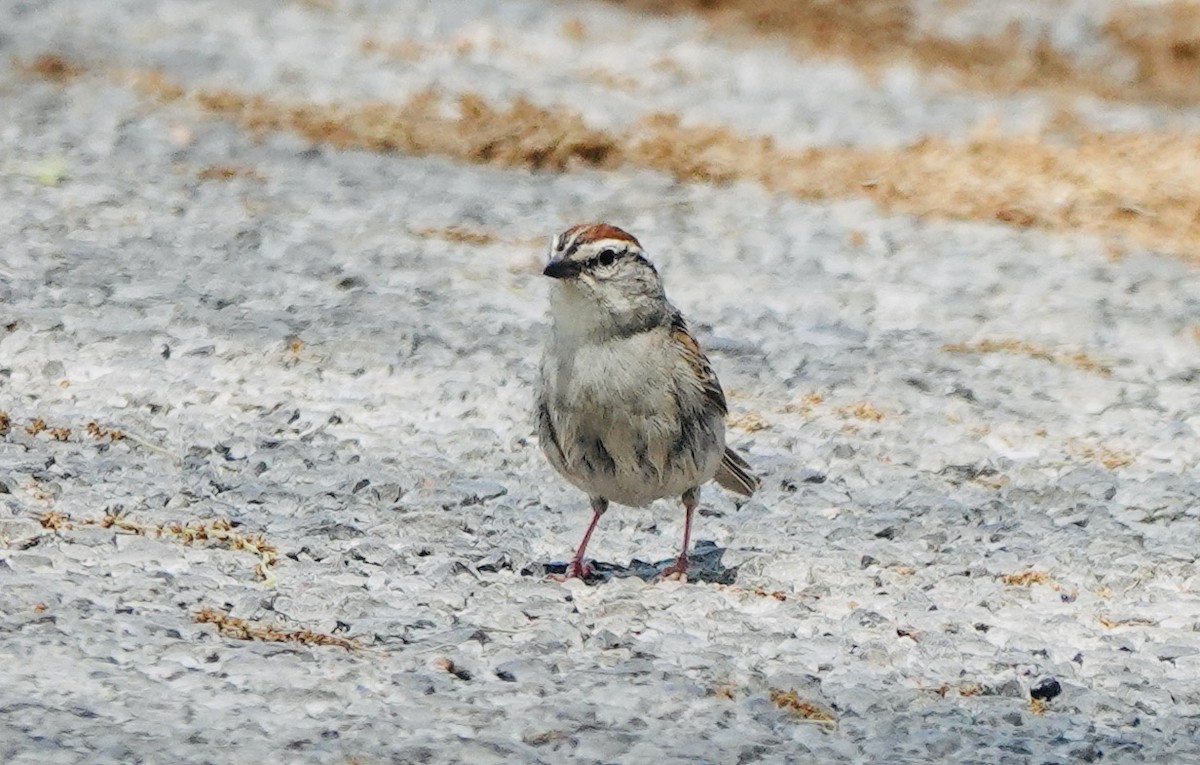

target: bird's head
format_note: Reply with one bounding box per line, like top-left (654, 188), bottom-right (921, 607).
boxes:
top-left (542, 223), bottom-right (669, 338)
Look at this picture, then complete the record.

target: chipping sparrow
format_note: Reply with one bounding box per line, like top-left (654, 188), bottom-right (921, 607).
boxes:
top-left (536, 223), bottom-right (758, 580)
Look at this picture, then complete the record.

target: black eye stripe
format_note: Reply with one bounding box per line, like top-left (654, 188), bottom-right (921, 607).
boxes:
top-left (585, 248), bottom-right (622, 269)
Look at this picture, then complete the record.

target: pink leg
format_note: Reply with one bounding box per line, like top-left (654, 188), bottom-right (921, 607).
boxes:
top-left (564, 497), bottom-right (607, 579)
top-left (661, 488), bottom-right (698, 579)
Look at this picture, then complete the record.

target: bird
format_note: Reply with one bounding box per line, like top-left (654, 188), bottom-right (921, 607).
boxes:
top-left (535, 223), bottom-right (758, 580)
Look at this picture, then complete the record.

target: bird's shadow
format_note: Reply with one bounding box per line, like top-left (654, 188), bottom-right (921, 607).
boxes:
top-left (522, 540), bottom-right (738, 585)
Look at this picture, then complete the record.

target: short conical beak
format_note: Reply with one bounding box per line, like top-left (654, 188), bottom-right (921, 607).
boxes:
top-left (542, 259), bottom-right (579, 279)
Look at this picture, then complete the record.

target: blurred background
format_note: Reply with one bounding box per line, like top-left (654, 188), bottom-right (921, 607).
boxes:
top-left (3, 2), bottom-right (1200, 764)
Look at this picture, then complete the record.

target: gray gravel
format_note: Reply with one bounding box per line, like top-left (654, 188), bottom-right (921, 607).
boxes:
top-left (3, 1), bottom-right (1200, 763)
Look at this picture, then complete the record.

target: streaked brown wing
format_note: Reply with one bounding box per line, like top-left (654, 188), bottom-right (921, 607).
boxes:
top-left (669, 312), bottom-right (727, 416)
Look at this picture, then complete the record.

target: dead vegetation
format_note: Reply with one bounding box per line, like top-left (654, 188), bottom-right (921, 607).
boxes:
top-left (1070, 441), bottom-right (1135, 470)
top-left (1098, 614), bottom-right (1157, 629)
top-left (726, 411), bottom-right (770, 432)
top-left (999, 569), bottom-right (1059, 589)
top-left (411, 225), bottom-right (501, 246)
top-left (360, 36), bottom-right (428, 61)
top-left (16, 53), bottom-right (85, 82)
top-left (942, 339), bottom-right (1112, 376)
top-left (123, 68), bottom-right (186, 102)
top-left (769, 688), bottom-right (837, 726)
top-left (39, 511), bottom-right (279, 581)
top-left (608, 0), bottom-right (1200, 105)
top-left (1104, 4), bottom-right (1200, 104)
top-left (24, 53), bottom-right (1200, 261)
top-left (836, 401), bottom-right (886, 421)
top-left (183, 84), bottom-right (1200, 260)
top-left (197, 164), bottom-right (264, 182)
top-left (193, 88), bottom-right (623, 172)
top-left (195, 608), bottom-right (359, 650)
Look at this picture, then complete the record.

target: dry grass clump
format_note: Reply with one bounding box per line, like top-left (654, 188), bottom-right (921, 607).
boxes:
top-left (124, 74), bottom-right (1200, 260)
top-left (1070, 441), bottom-right (1135, 470)
top-left (632, 114), bottom-right (1200, 261)
top-left (39, 511), bottom-right (278, 581)
top-left (197, 165), bottom-right (264, 182)
top-left (608, 0), bottom-right (1200, 104)
top-left (194, 89), bottom-right (623, 172)
top-left (124, 68), bottom-right (185, 102)
top-left (1105, 4), bottom-right (1200, 104)
top-left (1098, 614), bottom-right (1157, 629)
top-left (999, 569), bottom-right (1054, 587)
top-left (727, 411), bottom-right (770, 432)
top-left (16, 53), bottom-right (85, 82)
top-left (85, 421), bottom-right (126, 441)
top-left (784, 391), bottom-right (824, 416)
top-left (360, 36), bottom-right (428, 61)
top-left (411, 226), bottom-right (500, 246)
top-left (608, 0), bottom-right (1077, 93)
top-left (836, 401), bottom-right (885, 421)
top-left (942, 339), bottom-right (1112, 376)
top-left (768, 688), bottom-right (837, 726)
top-left (195, 608), bottom-right (359, 650)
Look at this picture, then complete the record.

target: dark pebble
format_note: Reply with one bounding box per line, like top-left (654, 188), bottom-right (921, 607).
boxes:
top-left (1030, 677), bottom-right (1062, 701)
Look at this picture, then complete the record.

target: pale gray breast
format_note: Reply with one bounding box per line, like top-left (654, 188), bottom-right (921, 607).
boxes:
top-left (538, 330), bottom-right (724, 506)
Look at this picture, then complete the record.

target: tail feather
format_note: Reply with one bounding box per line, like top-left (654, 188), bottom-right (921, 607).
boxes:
top-left (714, 447), bottom-right (759, 497)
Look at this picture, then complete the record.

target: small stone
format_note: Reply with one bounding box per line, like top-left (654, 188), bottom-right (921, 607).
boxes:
top-left (1030, 677), bottom-right (1062, 701)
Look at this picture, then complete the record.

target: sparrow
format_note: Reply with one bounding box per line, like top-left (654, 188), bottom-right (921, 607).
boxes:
top-left (536, 223), bottom-right (758, 579)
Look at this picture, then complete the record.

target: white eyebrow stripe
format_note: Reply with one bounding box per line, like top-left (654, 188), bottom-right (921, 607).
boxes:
top-left (576, 238), bottom-right (637, 255)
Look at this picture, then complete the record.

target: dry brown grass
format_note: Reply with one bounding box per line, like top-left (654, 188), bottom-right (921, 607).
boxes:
top-left (40, 510), bottom-right (279, 581)
top-left (17, 52), bottom-right (1200, 260)
top-left (836, 401), bottom-right (885, 421)
top-left (85, 421), bottom-right (126, 441)
top-left (16, 53), bottom-right (85, 82)
top-left (1105, 4), bottom-right (1200, 104)
top-left (195, 608), bottom-right (359, 650)
top-left (183, 85), bottom-right (1200, 259)
top-left (999, 569), bottom-right (1054, 587)
top-left (769, 688), bottom-right (837, 726)
top-left (123, 68), bottom-right (185, 102)
top-left (411, 225), bottom-right (500, 246)
top-left (1070, 441), bottom-right (1135, 470)
top-left (784, 391), bottom-right (824, 416)
top-left (1098, 614), bottom-right (1157, 628)
top-left (0, 411), bottom-right (10, 437)
top-left (727, 411), bottom-right (770, 432)
top-left (194, 88), bottom-right (622, 172)
top-left (608, 0), bottom-right (1200, 104)
top-left (360, 36), bottom-right (428, 61)
top-left (943, 339), bottom-right (1113, 376)
top-left (636, 114), bottom-right (1200, 261)
top-left (197, 165), bottom-right (264, 182)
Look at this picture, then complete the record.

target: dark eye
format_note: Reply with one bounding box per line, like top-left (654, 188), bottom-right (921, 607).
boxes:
top-left (596, 248), bottom-right (619, 267)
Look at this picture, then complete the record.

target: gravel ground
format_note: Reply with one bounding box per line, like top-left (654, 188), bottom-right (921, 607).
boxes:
top-left (3, 1), bottom-right (1200, 763)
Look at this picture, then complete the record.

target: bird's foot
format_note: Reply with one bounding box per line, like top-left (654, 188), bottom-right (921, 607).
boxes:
top-left (659, 555), bottom-right (689, 581)
top-left (549, 559), bottom-right (594, 582)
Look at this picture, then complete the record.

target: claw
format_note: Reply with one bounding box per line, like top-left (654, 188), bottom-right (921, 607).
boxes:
top-left (659, 555), bottom-right (689, 581)
top-left (549, 559), bottom-right (595, 582)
